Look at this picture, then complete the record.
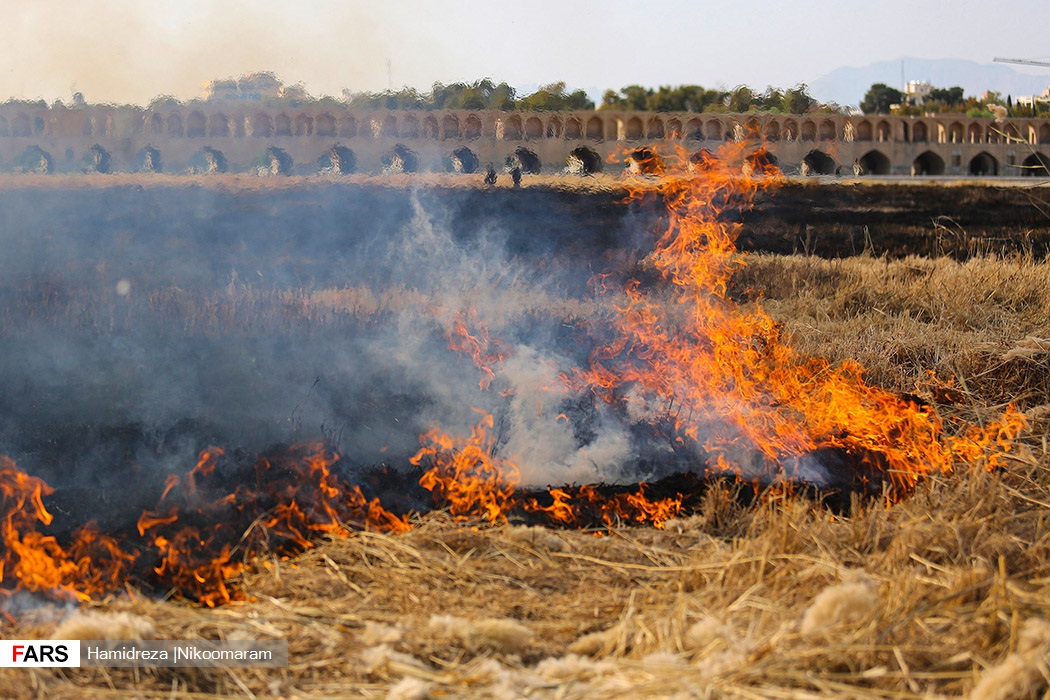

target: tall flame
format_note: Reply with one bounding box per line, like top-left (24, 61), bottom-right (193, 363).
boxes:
top-left (578, 144), bottom-right (1024, 489)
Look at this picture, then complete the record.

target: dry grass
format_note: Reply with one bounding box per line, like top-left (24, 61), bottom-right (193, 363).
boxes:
top-left (5, 253), bottom-right (1050, 698)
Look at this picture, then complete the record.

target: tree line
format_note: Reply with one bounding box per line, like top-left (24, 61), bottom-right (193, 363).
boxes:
top-left (861, 83), bottom-right (1050, 118)
top-left (343, 79), bottom-right (837, 114)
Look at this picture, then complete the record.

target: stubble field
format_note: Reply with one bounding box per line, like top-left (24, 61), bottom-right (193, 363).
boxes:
top-left (2, 175), bottom-right (1050, 699)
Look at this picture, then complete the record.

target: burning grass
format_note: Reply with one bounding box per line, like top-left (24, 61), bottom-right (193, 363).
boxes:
top-left (3, 155), bottom-right (1050, 696)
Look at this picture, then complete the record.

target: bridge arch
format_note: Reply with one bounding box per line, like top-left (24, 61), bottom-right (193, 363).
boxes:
top-left (511, 146), bottom-right (541, 173)
top-left (855, 120), bottom-right (873, 141)
top-left (318, 145), bottom-right (355, 174)
top-left (186, 111), bottom-right (206, 138)
top-left (968, 152), bottom-right (998, 176)
top-left (382, 114), bottom-right (398, 138)
top-left (294, 114), bottom-right (313, 137)
top-left (648, 117), bottom-right (665, 139)
top-left (764, 120), bottom-right (780, 142)
top-left (666, 118), bottom-right (682, 139)
top-left (442, 114), bottom-right (460, 140)
top-left (208, 113), bottom-right (230, 137)
top-left (626, 147), bottom-right (661, 174)
top-left (87, 144), bottom-right (111, 173)
top-left (1040, 123), bottom-right (1050, 144)
top-left (818, 119), bottom-right (835, 141)
top-left (191, 147), bottom-right (228, 174)
top-left (17, 145), bottom-right (52, 173)
top-left (464, 114), bottom-right (482, 139)
top-left (422, 115), bottom-right (438, 139)
top-left (449, 146), bottom-right (479, 173)
top-left (967, 123), bottom-right (983, 143)
top-left (383, 144), bottom-right (418, 172)
top-left (801, 149), bottom-right (836, 175)
top-left (743, 117), bottom-right (761, 140)
top-left (684, 117), bottom-right (702, 140)
top-left (263, 146), bottom-right (292, 175)
top-left (524, 116), bottom-right (542, 140)
top-left (704, 119), bottom-right (723, 141)
top-left (744, 148), bottom-right (778, 176)
top-left (567, 146), bottom-right (602, 174)
top-left (338, 115), bottom-right (357, 137)
top-left (401, 114), bottom-right (419, 138)
top-left (565, 117), bottom-right (582, 139)
top-left (166, 113), bottom-right (183, 137)
top-left (252, 113), bottom-right (274, 137)
top-left (502, 115), bottom-right (522, 140)
top-left (136, 146), bottom-right (162, 172)
top-left (782, 119), bottom-right (799, 141)
top-left (912, 121), bottom-right (928, 143)
top-left (625, 116), bottom-right (643, 141)
top-left (12, 113), bottom-right (31, 137)
top-left (275, 114), bottom-right (292, 137)
top-left (585, 116), bottom-right (604, 140)
top-left (1022, 153), bottom-right (1050, 176)
top-left (858, 149), bottom-right (891, 175)
top-left (316, 113), bottom-right (336, 137)
top-left (912, 150), bottom-right (945, 175)
top-left (689, 148), bottom-right (717, 171)
top-left (546, 116), bottom-right (563, 138)
top-left (800, 120), bottom-right (816, 142)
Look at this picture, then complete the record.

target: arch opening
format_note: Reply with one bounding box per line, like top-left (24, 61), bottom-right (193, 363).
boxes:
top-left (625, 147), bottom-right (662, 174)
top-left (1022, 153), bottom-right (1050, 177)
top-left (509, 146), bottom-right (541, 174)
top-left (136, 146), bottom-right (162, 173)
top-left (968, 152), bottom-right (998, 176)
top-left (857, 150), bottom-right (891, 175)
top-left (190, 147), bottom-right (228, 174)
top-left (383, 144), bottom-right (418, 173)
top-left (566, 146), bottom-right (602, 174)
top-left (17, 145), bottom-right (52, 173)
top-left (743, 148), bottom-right (779, 176)
top-left (449, 146), bottom-right (479, 173)
top-left (87, 144), bottom-right (112, 173)
top-left (318, 145), bottom-right (356, 174)
top-left (263, 146), bottom-right (292, 175)
top-left (912, 151), bottom-right (945, 176)
top-left (801, 149), bottom-right (836, 176)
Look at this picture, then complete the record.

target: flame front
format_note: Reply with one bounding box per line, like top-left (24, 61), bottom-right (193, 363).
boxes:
top-left (0, 143), bottom-right (1028, 608)
top-left (576, 144), bottom-right (1024, 491)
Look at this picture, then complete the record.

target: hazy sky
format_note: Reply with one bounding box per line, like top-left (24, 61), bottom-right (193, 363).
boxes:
top-left (6, 0), bottom-right (1050, 105)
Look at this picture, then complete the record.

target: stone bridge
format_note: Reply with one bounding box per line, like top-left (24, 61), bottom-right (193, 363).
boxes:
top-left (1, 103), bottom-right (1048, 177)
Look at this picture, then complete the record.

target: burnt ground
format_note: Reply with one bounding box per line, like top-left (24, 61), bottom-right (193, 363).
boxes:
top-left (742, 180), bottom-right (1050, 257)
top-left (1, 177), bottom-right (1049, 288)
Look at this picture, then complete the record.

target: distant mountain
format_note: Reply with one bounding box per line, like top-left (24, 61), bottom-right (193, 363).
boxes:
top-left (809, 57), bottom-right (1050, 108)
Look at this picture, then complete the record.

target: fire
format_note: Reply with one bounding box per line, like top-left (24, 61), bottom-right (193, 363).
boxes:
top-left (2, 444), bottom-right (409, 608)
top-left (0, 142), bottom-right (1028, 608)
top-left (413, 411), bottom-right (520, 523)
top-left (446, 309), bottom-right (508, 391)
top-left (577, 143), bottom-right (1024, 491)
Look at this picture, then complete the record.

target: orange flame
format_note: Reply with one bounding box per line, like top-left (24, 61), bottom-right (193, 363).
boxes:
top-left (579, 143), bottom-right (1024, 490)
top-left (446, 309), bottom-right (507, 390)
top-left (413, 411), bottom-right (520, 523)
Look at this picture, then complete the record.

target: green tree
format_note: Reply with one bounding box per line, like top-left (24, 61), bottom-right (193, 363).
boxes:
top-left (517, 82), bottom-right (593, 110)
top-left (780, 84), bottom-right (816, 114)
top-left (860, 83), bottom-right (904, 114)
top-left (600, 85), bottom-right (652, 110)
top-left (927, 86), bottom-right (965, 106)
top-left (727, 86), bottom-right (754, 112)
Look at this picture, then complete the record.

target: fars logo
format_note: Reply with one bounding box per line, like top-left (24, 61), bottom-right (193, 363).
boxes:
top-left (0, 640), bottom-right (81, 667)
